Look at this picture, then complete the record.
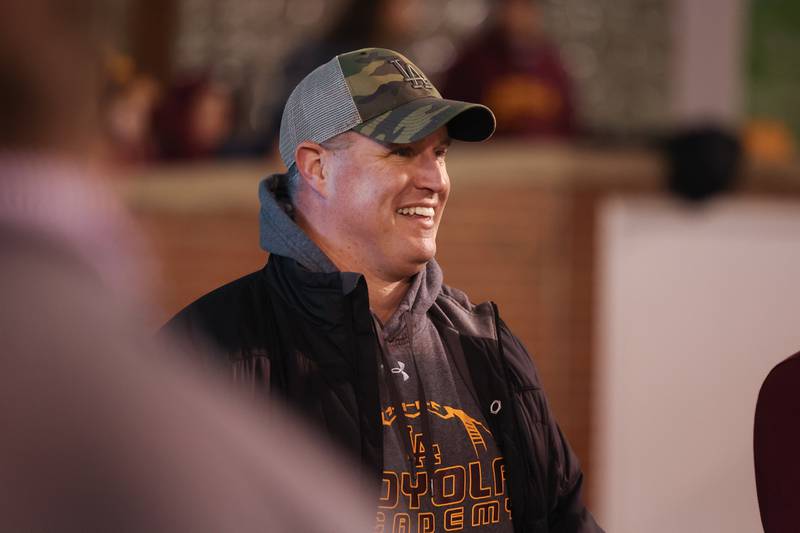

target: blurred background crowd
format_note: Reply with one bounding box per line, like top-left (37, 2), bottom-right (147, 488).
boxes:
top-left (98, 0), bottom-right (797, 167)
top-left (5, 1), bottom-right (800, 531)
top-left (102, 0), bottom-right (579, 163)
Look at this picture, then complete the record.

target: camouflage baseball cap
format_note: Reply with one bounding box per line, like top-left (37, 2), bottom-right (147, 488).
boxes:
top-left (279, 47), bottom-right (496, 169)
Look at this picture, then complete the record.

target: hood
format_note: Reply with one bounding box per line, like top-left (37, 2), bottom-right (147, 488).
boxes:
top-left (381, 260), bottom-right (443, 342)
top-left (258, 173), bottom-right (337, 273)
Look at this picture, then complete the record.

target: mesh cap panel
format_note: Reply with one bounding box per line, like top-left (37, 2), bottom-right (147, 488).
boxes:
top-left (278, 57), bottom-right (361, 169)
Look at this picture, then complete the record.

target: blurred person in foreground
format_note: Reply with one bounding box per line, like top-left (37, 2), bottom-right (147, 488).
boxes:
top-left (0, 1), bottom-right (372, 531)
top-left (442, 0), bottom-right (577, 139)
top-left (167, 48), bottom-right (602, 532)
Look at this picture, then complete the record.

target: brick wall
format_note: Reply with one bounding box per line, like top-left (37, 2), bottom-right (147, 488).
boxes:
top-left (138, 209), bottom-right (265, 320)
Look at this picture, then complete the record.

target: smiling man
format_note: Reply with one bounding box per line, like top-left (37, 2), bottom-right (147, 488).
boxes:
top-left (167, 48), bottom-right (602, 533)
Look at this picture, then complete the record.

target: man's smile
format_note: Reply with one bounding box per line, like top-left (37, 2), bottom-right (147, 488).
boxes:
top-left (396, 206), bottom-right (435, 218)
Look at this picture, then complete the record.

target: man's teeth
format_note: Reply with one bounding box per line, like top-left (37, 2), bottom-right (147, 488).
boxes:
top-left (397, 207), bottom-right (435, 217)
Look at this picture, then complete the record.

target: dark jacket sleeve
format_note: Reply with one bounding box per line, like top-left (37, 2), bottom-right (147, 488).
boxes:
top-left (498, 321), bottom-right (604, 533)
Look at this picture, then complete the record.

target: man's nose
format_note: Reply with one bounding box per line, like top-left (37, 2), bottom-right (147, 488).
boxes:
top-left (413, 155), bottom-right (448, 193)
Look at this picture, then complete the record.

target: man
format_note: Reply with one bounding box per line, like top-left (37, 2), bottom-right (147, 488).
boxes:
top-left (168, 48), bottom-right (602, 533)
top-left (0, 1), bottom-right (371, 531)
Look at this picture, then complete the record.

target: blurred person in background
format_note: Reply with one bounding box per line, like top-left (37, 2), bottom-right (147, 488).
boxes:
top-left (258, 0), bottom-right (424, 154)
top-left (151, 73), bottom-right (236, 160)
top-left (101, 51), bottom-right (162, 164)
top-left (0, 0), bottom-right (372, 531)
top-left (166, 47), bottom-right (602, 533)
top-left (442, 0), bottom-right (577, 139)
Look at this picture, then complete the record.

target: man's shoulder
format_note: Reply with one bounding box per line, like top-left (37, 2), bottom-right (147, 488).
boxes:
top-left (179, 269), bottom-right (265, 314)
top-left (165, 267), bottom-right (269, 341)
top-left (434, 283), bottom-right (541, 387)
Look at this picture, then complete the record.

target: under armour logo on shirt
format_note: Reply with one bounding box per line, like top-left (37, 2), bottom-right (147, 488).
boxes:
top-left (391, 360), bottom-right (409, 382)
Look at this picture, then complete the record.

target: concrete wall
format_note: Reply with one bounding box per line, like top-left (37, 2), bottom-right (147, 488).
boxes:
top-left (594, 195), bottom-right (800, 532)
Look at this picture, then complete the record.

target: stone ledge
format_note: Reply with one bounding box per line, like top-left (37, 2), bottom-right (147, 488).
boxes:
top-left (118, 143), bottom-right (800, 212)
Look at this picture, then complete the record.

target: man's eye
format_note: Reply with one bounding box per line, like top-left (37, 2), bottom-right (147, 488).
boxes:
top-left (391, 147), bottom-right (414, 157)
top-left (435, 149), bottom-right (448, 159)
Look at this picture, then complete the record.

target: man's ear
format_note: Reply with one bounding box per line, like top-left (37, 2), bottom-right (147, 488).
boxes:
top-left (295, 141), bottom-right (328, 198)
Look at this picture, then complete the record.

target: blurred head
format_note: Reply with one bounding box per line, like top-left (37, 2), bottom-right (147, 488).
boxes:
top-left (495, 0), bottom-right (543, 45)
top-left (104, 74), bottom-right (162, 161)
top-left (190, 81), bottom-right (233, 152)
top-left (278, 48), bottom-right (495, 278)
top-left (152, 75), bottom-right (233, 160)
top-left (0, 0), bottom-right (103, 155)
top-left (325, 0), bottom-right (423, 47)
top-left (375, 0), bottom-right (424, 42)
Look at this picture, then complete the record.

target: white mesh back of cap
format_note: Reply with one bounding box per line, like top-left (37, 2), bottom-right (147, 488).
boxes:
top-left (278, 56), bottom-right (362, 168)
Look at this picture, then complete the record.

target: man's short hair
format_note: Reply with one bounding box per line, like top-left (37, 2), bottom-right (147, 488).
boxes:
top-left (285, 164), bottom-right (301, 201)
top-left (285, 132), bottom-right (353, 201)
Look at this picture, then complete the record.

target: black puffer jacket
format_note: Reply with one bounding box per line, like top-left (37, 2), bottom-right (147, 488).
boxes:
top-left (167, 255), bottom-right (601, 533)
top-left (165, 175), bottom-right (602, 533)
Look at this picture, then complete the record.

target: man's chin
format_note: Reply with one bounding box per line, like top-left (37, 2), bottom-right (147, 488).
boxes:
top-left (379, 241), bottom-right (437, 279)
top-left (394, 253), bottom-right (435, 279)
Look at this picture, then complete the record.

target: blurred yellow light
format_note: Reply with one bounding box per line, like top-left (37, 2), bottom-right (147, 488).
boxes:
top-left (744, 119), bottom-right (796, 164)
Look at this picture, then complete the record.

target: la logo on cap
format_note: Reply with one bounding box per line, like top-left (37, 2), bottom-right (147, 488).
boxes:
top-left (389, 58), bottom-right (432, 90)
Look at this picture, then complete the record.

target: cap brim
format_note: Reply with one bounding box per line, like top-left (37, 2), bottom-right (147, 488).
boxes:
top-left (352, 97), bottom-right (496, 145)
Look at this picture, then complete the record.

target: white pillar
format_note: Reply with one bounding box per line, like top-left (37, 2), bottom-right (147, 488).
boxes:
top-left (670, 0), bottom-right (748, 125)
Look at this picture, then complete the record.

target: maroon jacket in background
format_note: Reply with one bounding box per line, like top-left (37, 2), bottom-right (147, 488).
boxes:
top-left (754, 351), bottom-right (800, 533)
top-left (443, 28), bottom-right (577, 139)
